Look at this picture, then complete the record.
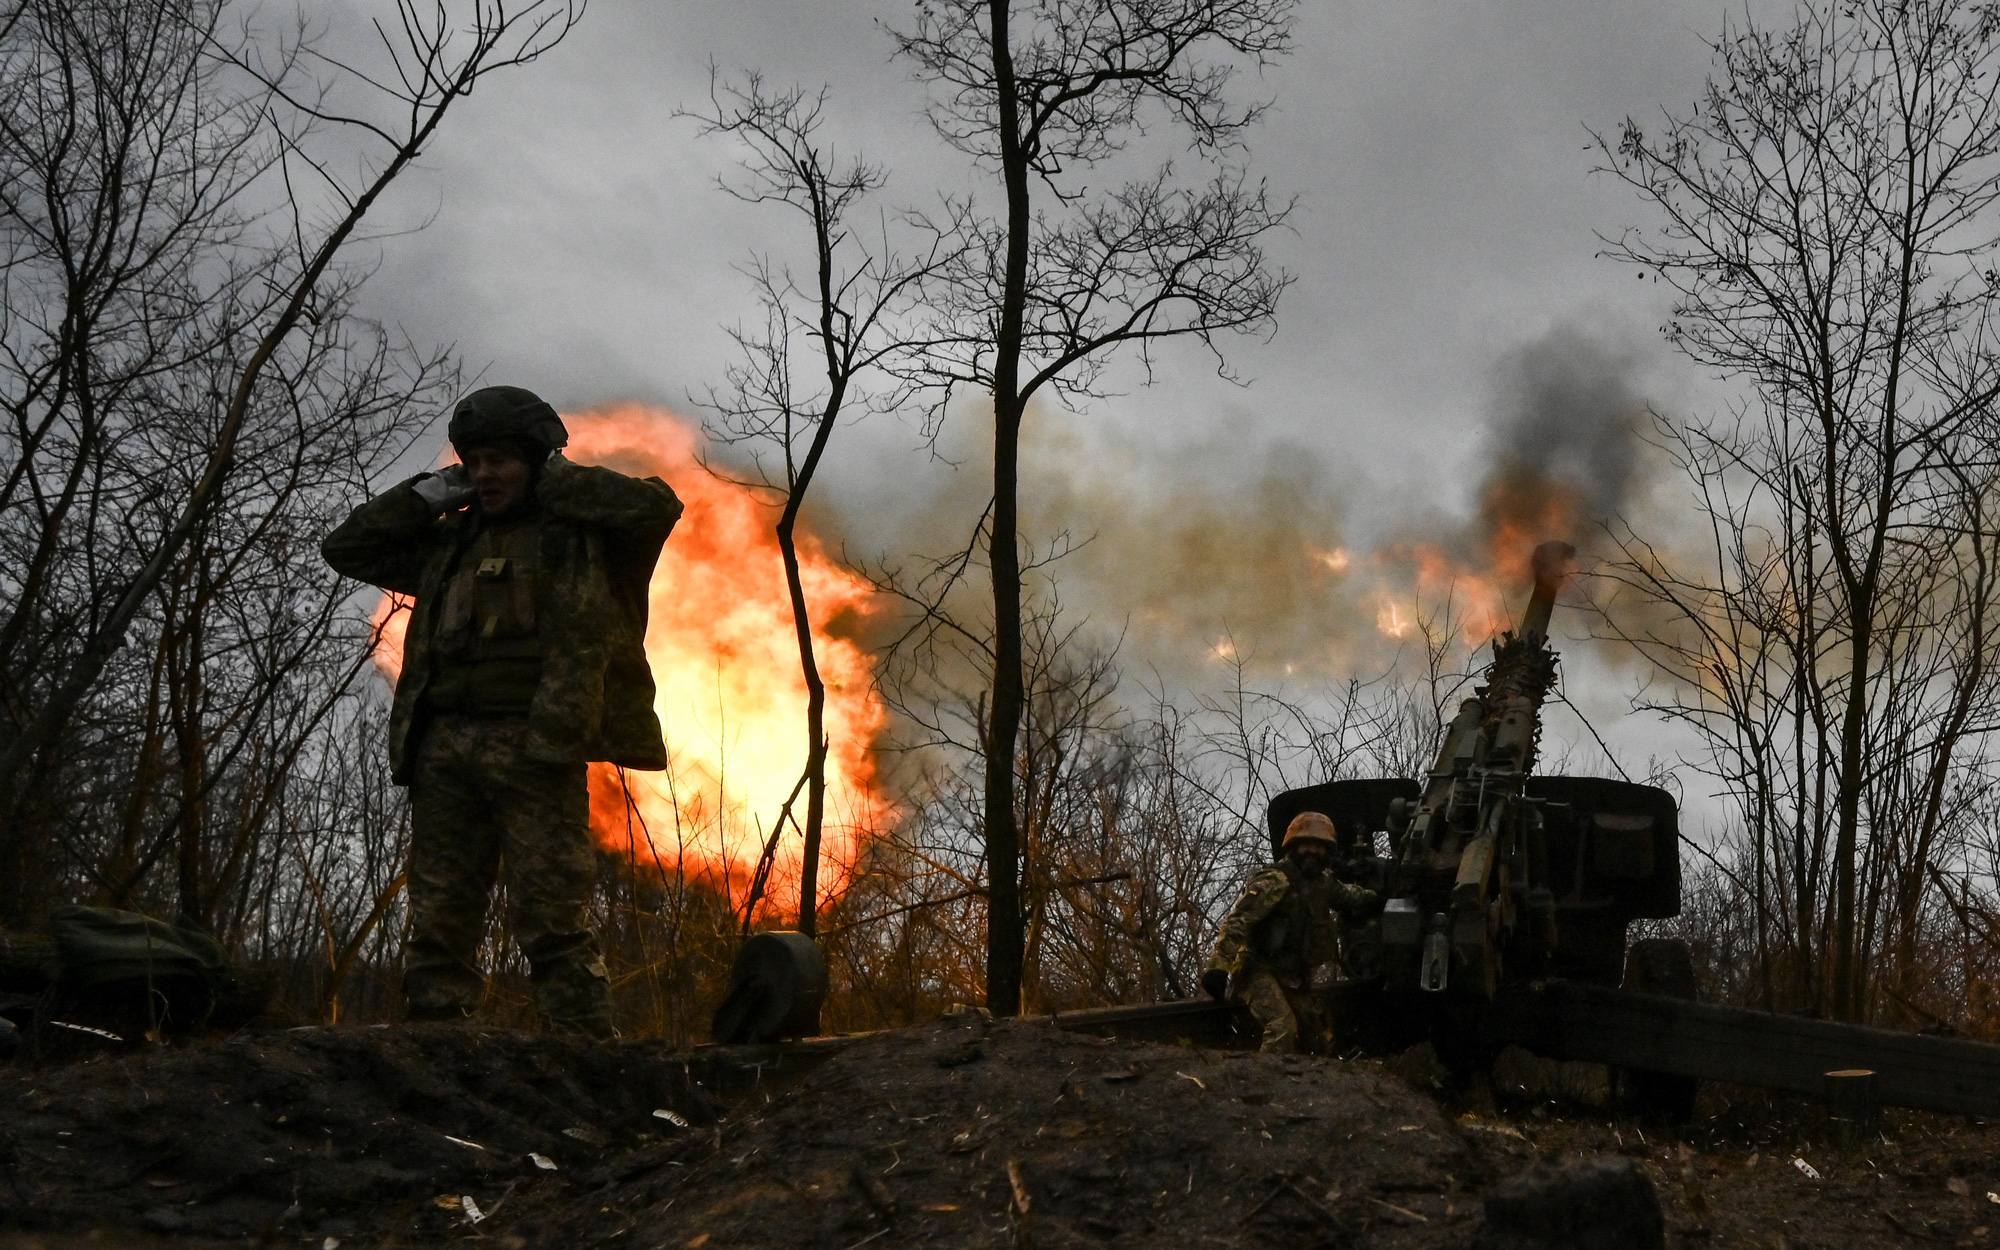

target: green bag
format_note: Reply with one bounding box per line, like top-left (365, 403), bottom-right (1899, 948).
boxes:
top-left (48, 904), bottom-right (229, 992)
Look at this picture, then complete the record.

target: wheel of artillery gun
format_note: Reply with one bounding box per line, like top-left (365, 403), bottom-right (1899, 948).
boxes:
top-left (1614, 937), bottom-right (1699, 1123)
top-left (1430, 1010), bottom-right (1503, 1095)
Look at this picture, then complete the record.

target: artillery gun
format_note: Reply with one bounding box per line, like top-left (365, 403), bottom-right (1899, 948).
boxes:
top-left (1284, 543), bottom-right (1680, 985)
top-left (1259, 542), bottom-right (1693, 1104)
top-left (696, 539), bottom-right (2000, 1125)
top-left (1210, 542), bottom-right (2000, 1120)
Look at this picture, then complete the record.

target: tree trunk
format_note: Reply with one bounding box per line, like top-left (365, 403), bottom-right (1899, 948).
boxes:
top-left (982, 0), bottom-right (1031, 1018)
top-left (1829, 634), bottom-right (1867, 1021)
top-left (778, 511), bottom-right (829, 937)
top-left (985, 399), bottom-right (1026, 1015)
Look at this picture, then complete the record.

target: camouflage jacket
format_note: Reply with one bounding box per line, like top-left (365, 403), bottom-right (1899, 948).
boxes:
top-left (322, 454), bottom-right (683, 784)
top-left (1206, 858), bottom-right (1370, 987)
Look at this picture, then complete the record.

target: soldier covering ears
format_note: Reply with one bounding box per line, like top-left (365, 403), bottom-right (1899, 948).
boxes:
top-left (1203, 811), bottom-right (1377, 1053)
top-left (322, 386), bottom-right (682, 1039)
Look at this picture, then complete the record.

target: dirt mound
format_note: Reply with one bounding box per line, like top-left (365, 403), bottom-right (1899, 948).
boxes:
top-left (492, 1014), bottom-right (1528, 1249)
top-left (1513, 1104), bottom-right (2000, 1248)
top-left (6, 1015), bottom-right (1997, 1249)
top-left (0, 1024), bottom-right (721, 1243)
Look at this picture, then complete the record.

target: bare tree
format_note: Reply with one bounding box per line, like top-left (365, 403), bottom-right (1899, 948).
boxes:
top-left (687, 73), bottom-right (949, 937)
top-left (889, 0), bottom-right (1296, 1015)
top-left (0, 0), bottom-right (583, 818)
top-left (1596, 0), bottom-right (2000, 1020)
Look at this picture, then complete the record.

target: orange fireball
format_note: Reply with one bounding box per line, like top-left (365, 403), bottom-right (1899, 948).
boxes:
top-left (369, 404), bottom-right (892, 918)
top-left (1370, 467), bottom-right (1591, 646)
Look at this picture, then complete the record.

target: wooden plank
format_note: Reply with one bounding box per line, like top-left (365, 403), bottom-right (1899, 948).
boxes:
top-left (1046, 998), bottom-right (1252, 1047)
top-left (1526, 982), bottom-right (2000, 1116)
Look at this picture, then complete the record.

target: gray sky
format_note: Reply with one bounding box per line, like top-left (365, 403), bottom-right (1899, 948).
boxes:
top-left (344, 0), bottom-right (1738, 788)
top-left (356, 0), bottom-right (1719, 450)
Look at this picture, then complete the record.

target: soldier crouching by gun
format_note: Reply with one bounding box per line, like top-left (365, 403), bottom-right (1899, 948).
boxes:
top-left (1202, 812), bottom-right (1377, 1053)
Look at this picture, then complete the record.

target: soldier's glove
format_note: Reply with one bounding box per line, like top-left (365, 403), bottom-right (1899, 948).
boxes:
top-left (412, 464), bottom-right (474, 512)
top-left (1345, 887), bottom-right (1379, 910)
top-left (1200, 968), bottom-right (1230, 1001)
top-left (1309, 963), bottom-right (1340, 993)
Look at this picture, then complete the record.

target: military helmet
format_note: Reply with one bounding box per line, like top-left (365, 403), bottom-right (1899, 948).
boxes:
top-left (1281, 811), bottom-right (1339, 850)
top-left (447, 386), bottom-right (568, 459)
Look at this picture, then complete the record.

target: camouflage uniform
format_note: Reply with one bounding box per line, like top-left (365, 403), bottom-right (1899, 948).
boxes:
top-left (405, 716), bottom-right (607, 1027)
top-left (1206, 858), bottom-right (1371, 1053)
top-left (323, 453), bottom-right (682, 1038)
top-left (324, 454), bottom-right (682, 783)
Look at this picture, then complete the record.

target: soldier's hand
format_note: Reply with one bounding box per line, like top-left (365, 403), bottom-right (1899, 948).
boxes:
top-left (1200, 968), bottom-right (1230, 1001)
top-left (1346, 887), bottom-right (1379, 910)
top-left (412, 464), bottom-right (474, 512)
top-left (1309, 963), bottom-right (1340, 993)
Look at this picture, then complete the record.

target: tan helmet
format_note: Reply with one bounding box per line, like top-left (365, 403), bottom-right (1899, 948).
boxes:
top-left (1282, 811), bottom-right (1338, 851)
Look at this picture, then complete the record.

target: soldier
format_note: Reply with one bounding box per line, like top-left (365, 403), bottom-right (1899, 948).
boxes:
top-left (322, 386), bottom-right (682, 1040)
top-left (1201, 811), bottom-right (1376, 1053)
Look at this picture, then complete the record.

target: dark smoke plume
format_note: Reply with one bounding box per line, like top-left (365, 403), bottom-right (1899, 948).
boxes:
top-left (1475, 324), bottom-right (1648, 552)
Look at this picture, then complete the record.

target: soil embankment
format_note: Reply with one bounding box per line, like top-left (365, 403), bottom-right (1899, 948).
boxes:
top-left (0, 1014), bottom-right (1996, 1248)
top-left (0, 1024), bottom-right (722, 1244)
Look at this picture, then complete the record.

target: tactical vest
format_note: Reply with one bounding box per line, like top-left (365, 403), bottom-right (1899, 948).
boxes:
top-left (1251, 859), bottom-right (1335, 983)
top-left (422, 517), bottom-right (545, 717)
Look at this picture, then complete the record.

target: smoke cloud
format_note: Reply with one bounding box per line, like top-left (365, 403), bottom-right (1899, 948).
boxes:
top-left (1357, 321), bottom-right (1655, 649)
top-left (831, 320), bottom-right (1659, 691)
top-left (1475, 324), bottom-right (1647, 551)
top-left (1022, 426), bottom-right (1359, 679)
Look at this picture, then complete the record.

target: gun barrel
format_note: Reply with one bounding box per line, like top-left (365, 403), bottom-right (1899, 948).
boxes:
top-left (1518, 541), bottom-right (1576, 644)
